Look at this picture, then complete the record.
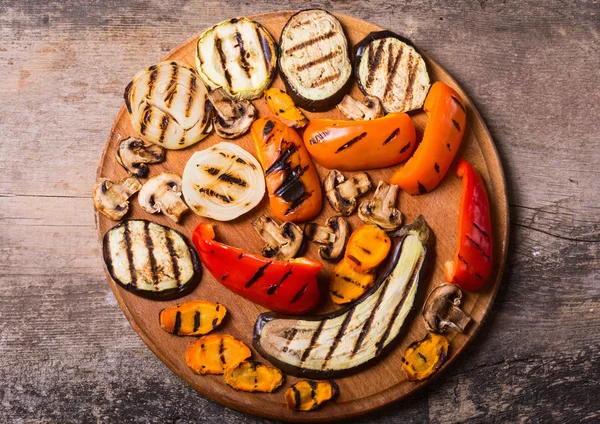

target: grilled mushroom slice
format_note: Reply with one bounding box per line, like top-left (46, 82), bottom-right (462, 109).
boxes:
top-left (423, 284), bottom-right (471, 333)
top-left (304, 216), bottom-right (350, 262)
top-left (324, 170), bottom-right (372, 216)
top-left (208, 88), bottom-right (257, 139)
top-left (93, 176), bottom-right (142, 221)
top-left (358, 181), bottom-right (402, 231)
top-left (251, 214), bottom-right (303, 261)
top-left (116, 137), bottom-right (165, 177)
top-left (337, 95), bottom-right (384, 121)
top-left (138, 172), bottom-right (188, 223)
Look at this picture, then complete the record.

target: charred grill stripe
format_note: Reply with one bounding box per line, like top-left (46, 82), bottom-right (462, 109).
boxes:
top-left (219, 338), bottom-right (226, 365)
top-left (214, 37), bottom-right (232, 90)
top-left (418, 182), bottom-right (427, 194)
top-left (144, 221), bottom-right (159, 285)
top-left (452, 119), bottom-right (461, 132)
top-left (235, 31), bottom-right (252, 79)
top-left (123, 221), bottom-right (137, 287)
top-left (212, 317), bottom-right (218, 329)
top-left (274, 165), bottom-right (307, 200)
top-left (322, 307), bottom-right (355, 368)
top-left (265, 144), bottom-right (297, 176)
top-left (330, 290), bottom-right (345, 299)
top-left (300, 320), bottom-right (325, 363)
top-left (285, 30), bottom-right (336, 55)
top-left (376, 253), bottom-right (423, 355)
top-left (159, 114), bottom-right (170, 144)
top-left (198, 187), bottom-right (232, 203)
top-left (193, 311), bottom-right (201, 333)
top-left (296, 51), bottom-right (340, 72)
top-left (475, 273), bottom-right (483, 280)
top-left (245, 262), bottom-right (271, 288)
top-left (164, 63), bottom-right (179, 108)
top-left (140, 102), bottom-right (152, 136)
top-left (400, 142), bottom-right (411, 154)
top-left (256, 28), bottom-right (273, 74)
top-left (447, 143), bottom-right (451, 151)
top-left (418, 352), bottom-right (428, 362)
top-left (383, 128), bottom-right (400, 145)
top-left (347, 255), bottom-right (362, 267)
top-left (290, 284), bottom-right (308, 304)
top-left (164, 229), bottom-right (181, 286)
top-left (353, 278), bottom-right (392, 356)
top-left (401, 52), bottom-right (418, 110)
top-left (360, 246), bottom-right (372, 254)
top-left (236, 157), bottom-right (255, 169)
top-left (267, 268), bottom-right (293, 295)
top-left (263, 120), bottom-right (275, 137)
top-left (451, 95), bottom-right (466, 113)
top-left (147, 67), bottom-right (159, 99)
top-left (366, 40), bottom-right (386, 89)
top-left (473, 222), bottom-right (491, 242)
top-left (311, 71), bottom-right (341, 88)
top-left (383, 45), bottom-right (404, 102)
top-left (218, 173), bottom-right (247, 187)
top-left (186, 74), bottom-right (197, 118)
top-left (173, 311), bottom-right (182, 335)
top-left (335, 132), bottom-right (367, 153)
top-left (105, 232), bottom-right (114, 277)
top-left (465, 234), bottom-right (492, 262)
top-left (285, 192), bottom-right (312, 216)
top-left (292, 387), bottom-right (301, 410)
top-left (434, 162), bottom-right (440, 174)
top-left (204, 166), bottom-right (220, 176)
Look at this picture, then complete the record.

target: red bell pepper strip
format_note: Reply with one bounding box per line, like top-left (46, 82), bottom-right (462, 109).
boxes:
top-left (444, 158), bottom-right (493, 291)
top-left (192, 223), bottom-right (322, 315)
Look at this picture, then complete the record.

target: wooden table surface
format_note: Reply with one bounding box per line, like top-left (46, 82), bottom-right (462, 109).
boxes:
top-left (1, 1), bottom-right (598, 422)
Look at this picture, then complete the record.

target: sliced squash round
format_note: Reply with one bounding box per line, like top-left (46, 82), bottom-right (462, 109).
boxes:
top-left (185, 334), bottom-right (251, 375)
top-left (401, 332), bottom-right (449, 381)
top-left (329, 258), bottom-right (375, 305)
top-left (224, 360), bottom-right (284, 392)
top-left (159, 301), bottom-right (227, 336)
top-left (285, 380), bottom-right (338, 411)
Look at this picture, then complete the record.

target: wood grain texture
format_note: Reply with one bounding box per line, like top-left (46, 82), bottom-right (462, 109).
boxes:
top-left (0, 0), bottom-right (598, 423)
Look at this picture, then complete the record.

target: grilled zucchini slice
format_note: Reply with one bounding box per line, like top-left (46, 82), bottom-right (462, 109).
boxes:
top-left (279, 9), bottom-right (352, 112)
top-left (196, 17), bottom-right (277, 100)
top-left (124, 61), bottom-right (212, 150)
top-left (103, 220), bottom-right (201, 300)
top-left (354, 31), bottom-right (430, 113)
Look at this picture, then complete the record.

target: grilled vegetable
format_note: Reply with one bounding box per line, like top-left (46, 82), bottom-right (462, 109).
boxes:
top-left (124, 61), bottom-right (212, 150)
top-left (324, 170), bottom-right (372, 216)
top-left (159, 300), bottom-right (227, 336)
top-left (138, 172), bottom-right (188, 223)
top-left (251, 214), bottom-right (304, 261)
top-left (195, 17), bottom-right (277, 100)
top-left (253, 216), bottom-right (431, 378)
top-left (444, 158), bottom-right (493, 291)
top-left (401, 333), bottom-right (449, 381)
top-left (251, 117), bottom-right (322, 223)
top-left (116, 137), bottom-right (165, 177)
top-left (186, 334), bottom-right (251, 375)
top-left (358, 181), bottom-right (402, 231)
top-left (390, 82), bottom-right (467, 194)
top-left (279, 9), bottom-right (352, 111)
top-left (208, 88), bottom-right (257, 139)
top-left (354, 31), bottom-right (430, 113)
top-left (285, 380), bottom-right (338, 411)
top-left (103, 220), bottom-right (201, 300)
top-left (224, 360), bottom-right (284, 392)
top-left (192, 223), bottom-right (322, 315)
top-left (304, 216), bottom-right (350, 262)
top-left (93, 176), bottom-right (141, 221)
top-left (264, 87), bottom-right (308, 128)
top-left (329, 258), bottom-right (375, 305)
top-left (303, 113), bottom-right (416, 171)
top-left (182, 142), bottom-right (265, 221)
top-left (345, 225), bottom-right (391, 273)
top-left (422, 284), bottom-right (471, 333)
top-left (337, 95), bottom-right (383, 121)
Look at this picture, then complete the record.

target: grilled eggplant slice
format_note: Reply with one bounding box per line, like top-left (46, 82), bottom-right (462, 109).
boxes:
top-left (103, 220), bottom-right (201, 300)
top-left (279, 9), bottom-right (352, 112)
top-left (196, 17), bottom-right (277, 100)
top-left (124, 61), bottom-right (212, 150)
top-left (354, 31), bottom-right (430, 113)
top-left (253, 216), bottom-right (431, 378)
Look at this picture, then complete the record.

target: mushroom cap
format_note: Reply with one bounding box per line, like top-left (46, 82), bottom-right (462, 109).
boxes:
top-left (324, 170), bottom-right (372, 216)
top-left (138, 172), bottom-right (188, 223)
top-left (209, 88), bottom-right (257, 139)
top-left (116, 137), bottom-right (165, 178)
top-left (93, 176), bottom-right (141, 221)
top-left (252, 215), bottom-right (304, 261)
top-left (358, 180), bottom-right (402, 231)
top-left (319, 216), bottom-right (350, 261)
top-left (423, 284), bottom-right (471, 333)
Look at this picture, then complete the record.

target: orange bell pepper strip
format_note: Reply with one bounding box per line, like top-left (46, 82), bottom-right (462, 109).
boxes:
top-left (302, 113), bottom-right (416, 171)
top-left (444, 158), bottom-right (493, 291)
top-left (251, 117), bottom-right (322, 223)
top-left (390, 81), bottom-right (467, 194)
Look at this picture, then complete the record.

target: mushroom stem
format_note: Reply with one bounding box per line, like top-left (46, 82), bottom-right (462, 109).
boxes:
top-left (251, 215), bottom-right (303, 261)
top-left (324, 170), bottom-right (372, 216)
top-left (358, 180), bottom-right (403, 231)
top-left (304, 216), bottom-right (350, 262)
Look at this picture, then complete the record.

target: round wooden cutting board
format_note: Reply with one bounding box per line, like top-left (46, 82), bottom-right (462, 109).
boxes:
top-left (95, 10), bottom-right (508, 422)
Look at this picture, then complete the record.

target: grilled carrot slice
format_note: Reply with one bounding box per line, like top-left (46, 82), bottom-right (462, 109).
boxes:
top-left (329, 258), bottom-right (375, 304)
top-left (264, 88), bottom-right (308, 129)
top-left (285, 380), bottom-right (338, 411)
top-left (159, 301), bottom-right (227, 336)
top-left (401, 333), bottom-right (449, 381)
top-left (185, 334), bottom-right (251, 375)
top-left (345, 225), bottom-right (391, 273)
top-left (224, 360), bottom-right (284, 392)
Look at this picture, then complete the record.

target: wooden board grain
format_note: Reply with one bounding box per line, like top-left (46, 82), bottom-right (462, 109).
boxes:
top-left (94, 10), bottom-right (508, 422)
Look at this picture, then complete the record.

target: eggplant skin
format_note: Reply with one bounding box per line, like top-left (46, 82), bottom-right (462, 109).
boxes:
top-left (354, 30), bottom-right (430, 113)
top-left (278, 9), bottom-right (352, 112)
top-left (102, 220), bottom-right (202, 301)
top-left (253, 230), bottom-right (430, 379)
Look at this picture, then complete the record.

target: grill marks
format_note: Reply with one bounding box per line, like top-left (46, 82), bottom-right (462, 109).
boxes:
top-left (173, 311), bottom-right (182, 335)
top-left (473, 222), bottom-right (491, 242)
top-left (296, 51), bottom-right (341, 72)
top-left (164, 63), bottom-right (179, 108)
top-left (322, 307), bottom-right (355, 369)
top-left (198, 187), bottom-right (233, 203)
top-left (400, 52), bottom-right (418, 111)
top-left (193, 311), bottom-right (201, 333)
top-left (267, 268), bottom-right (293, 295)
top-left (143, 221), bottom-right (158, 285)
top-left (383, 43), bottom-right (403, 102)
top-left (465, 234), bottom-right (492, 262)
top-left (164, 229), bottom-right (181, 286)
top-left (311, 71), bottom-right (341, 88)
top-left (185, 74), bottom-right (197, 118)
top-left (290, 284), bottom-right (309, 304)
top-left (366, 40), bottom-right (386, 88)
top-left (383, 128), bottom-right (400, 145)
top-left (285, 30), bottom-right (336, 55)
top-left (335, 132), bottom-right (367, 153)
top-left (234, 31), bottom-right (252, 78)
top-left (452, 119), bottom-right (462, 132)
top-left (451, 95), bottom-right (466, 113)
top-left (218, 172), bottom-right (247, 187)
top-left (123, 221), bottom-right (137, 287)
top-left (214, 36), bottom-right (233, 90)
top-left (352, 277), bottom-right (392, 356)
top-left (245, 262), bottom-right (272, 288)
top-left (300, 321), bottom-right (325, 364)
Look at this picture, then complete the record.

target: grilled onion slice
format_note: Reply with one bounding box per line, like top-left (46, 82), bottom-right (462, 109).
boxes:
top-left (196, 17), bottom-right (277, 100)
top-left (103, 220), bottom-right (201, 300)
top-left (253, 216), bottom-right (430, 378)
top-left (124, 61), bottom-right (212, 150)
top-left (182, 142), bottom-right (265, 221)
